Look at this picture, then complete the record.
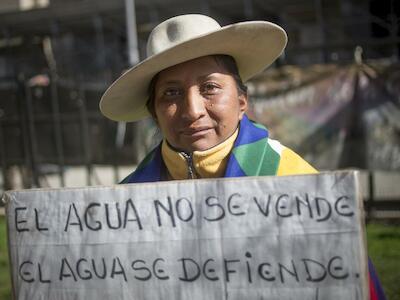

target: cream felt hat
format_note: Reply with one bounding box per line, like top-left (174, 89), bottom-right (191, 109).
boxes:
top-left (100, 14), bottom-right (287, 122)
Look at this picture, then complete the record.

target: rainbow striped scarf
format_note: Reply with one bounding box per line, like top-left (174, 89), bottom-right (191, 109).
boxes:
top-left (122, 114), bottom-right (282, 183)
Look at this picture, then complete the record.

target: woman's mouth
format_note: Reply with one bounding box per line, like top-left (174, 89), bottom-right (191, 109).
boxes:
top-left (181, 127), bottom-right (212, 137)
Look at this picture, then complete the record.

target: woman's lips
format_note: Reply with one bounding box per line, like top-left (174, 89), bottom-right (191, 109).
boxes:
top-left (181, 127), bottom-right (212, 137)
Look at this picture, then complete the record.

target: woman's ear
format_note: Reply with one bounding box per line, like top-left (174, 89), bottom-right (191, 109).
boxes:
top-left (238, 93), bottom-right (248, 120)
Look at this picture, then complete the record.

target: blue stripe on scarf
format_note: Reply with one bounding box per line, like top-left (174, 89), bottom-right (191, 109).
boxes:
top-left (369, 258), bottom-right (387, 300)
top-left (224, 115), bottom-right (269, 177)
top-left (234, 115), bottom-right (268, 147)
top-left (121, 146), bottom-right (163, 183)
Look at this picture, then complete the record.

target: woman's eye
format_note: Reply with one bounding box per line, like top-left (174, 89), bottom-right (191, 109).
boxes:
top-left (164, 88), bottom-right (181, 97)
top-left (201, 83), bottom-right (219, 94)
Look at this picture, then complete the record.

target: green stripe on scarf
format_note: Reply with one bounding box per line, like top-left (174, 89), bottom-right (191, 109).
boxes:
top-left (232, 137), bottom-right (280, 176)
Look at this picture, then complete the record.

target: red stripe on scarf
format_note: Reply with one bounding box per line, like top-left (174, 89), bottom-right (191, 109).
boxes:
top-left (369, 272), bottom-right (379, 300)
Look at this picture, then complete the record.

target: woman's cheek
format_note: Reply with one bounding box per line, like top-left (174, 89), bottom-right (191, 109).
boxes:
top-left (166, 105), bottom-right (179, 119)
top-left (157, 103), bottom-right (175, 117)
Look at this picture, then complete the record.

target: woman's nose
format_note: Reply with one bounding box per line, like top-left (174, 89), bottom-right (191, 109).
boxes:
top-left (181, 88), bottom-right (206, 121)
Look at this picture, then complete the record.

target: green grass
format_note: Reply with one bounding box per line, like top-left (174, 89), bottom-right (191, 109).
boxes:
top-left (0, 216), bottom-right (398, 299)
top-left (366, 223), bottom-right (400, 300)
top-left (0, 216), bottom-right (11, 300)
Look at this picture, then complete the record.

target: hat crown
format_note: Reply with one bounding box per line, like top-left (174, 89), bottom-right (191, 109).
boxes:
top-left (146, 14), bottom-right (221, 57)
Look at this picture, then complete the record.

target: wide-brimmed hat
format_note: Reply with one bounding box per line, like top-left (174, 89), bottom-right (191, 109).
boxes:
top-left (100, 14), bottom-right (287, 122)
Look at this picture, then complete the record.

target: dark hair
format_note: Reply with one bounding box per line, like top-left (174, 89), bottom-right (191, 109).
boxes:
top-left (213, 55), bottom-right (248, 96)
top-left (146, 54), bottom-right (248, 120)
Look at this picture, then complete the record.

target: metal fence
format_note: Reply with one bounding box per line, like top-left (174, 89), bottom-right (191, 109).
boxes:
top-left (0, 73), bottom-right (152, 193)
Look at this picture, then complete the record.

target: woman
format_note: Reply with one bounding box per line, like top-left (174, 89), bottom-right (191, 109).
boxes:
top-left (100, 14), bottom-right (385, 299)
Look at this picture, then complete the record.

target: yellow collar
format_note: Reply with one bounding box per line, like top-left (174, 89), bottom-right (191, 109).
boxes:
top-left (161, 129), bottom-right (239, 180)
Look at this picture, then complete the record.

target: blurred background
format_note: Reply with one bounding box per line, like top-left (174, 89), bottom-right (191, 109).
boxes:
top-left (0, 0), bottom-right (399, 299)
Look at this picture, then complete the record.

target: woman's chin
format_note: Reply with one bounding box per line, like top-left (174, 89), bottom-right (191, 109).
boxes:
top-left (178, 138), bottom-right (218, 153)
top-left (172, 132), bottom-right (216, 152)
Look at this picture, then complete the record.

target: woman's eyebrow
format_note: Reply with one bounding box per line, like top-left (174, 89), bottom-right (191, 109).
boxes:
top-left (157, 80), bottom-right (181, 87)
top-left (157, 73), bottom-right (223, 87)
top-left (198, 73), bottom-right (222, 81)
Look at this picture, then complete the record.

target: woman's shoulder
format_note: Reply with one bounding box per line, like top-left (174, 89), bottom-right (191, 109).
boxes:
top-left (267, 139), bottom-right (318, 176)
top-left (120, 145), bottom-right (163, 184)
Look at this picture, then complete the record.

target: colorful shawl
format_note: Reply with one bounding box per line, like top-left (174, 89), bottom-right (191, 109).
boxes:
top-left (121, 114), bottom-right (386, 300)
top-left (122, 114), bottom-right (280, 183)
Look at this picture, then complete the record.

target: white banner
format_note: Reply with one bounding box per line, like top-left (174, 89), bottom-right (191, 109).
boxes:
top-left (4, 171), bottom-right (368, 299)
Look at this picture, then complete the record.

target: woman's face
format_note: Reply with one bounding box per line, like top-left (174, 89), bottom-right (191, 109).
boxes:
top-left (153, 56), bottom-right (248, 152)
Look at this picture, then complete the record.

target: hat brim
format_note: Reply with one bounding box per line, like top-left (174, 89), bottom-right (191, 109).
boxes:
top-left (100, 21), bottom-right (287, 122)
